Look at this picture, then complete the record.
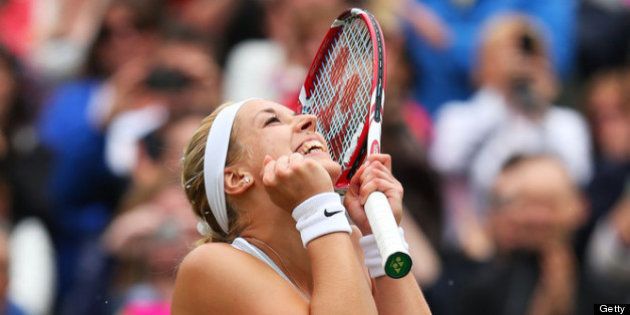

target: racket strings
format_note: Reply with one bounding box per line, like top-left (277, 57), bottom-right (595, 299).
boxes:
top-left (309, 18), bottom-right (373, 166)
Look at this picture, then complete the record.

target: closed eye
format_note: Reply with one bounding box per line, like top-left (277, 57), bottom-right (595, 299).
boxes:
top-left (264, 115), bottom-right (281, 127)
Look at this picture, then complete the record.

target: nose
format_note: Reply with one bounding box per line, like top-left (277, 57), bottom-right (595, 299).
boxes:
top-left (294, 114), bottom-right (317, 133)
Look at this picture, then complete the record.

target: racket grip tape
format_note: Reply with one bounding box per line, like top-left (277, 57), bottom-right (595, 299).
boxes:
top-left (364, 191), bottom-right (412, 279)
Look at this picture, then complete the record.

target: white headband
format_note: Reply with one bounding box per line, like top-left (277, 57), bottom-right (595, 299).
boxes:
top-left (202, 98), bottom-right (258, 234)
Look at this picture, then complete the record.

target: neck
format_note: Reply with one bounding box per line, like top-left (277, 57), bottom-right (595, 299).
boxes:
top-left (237, 190), bottom-right (313, 297)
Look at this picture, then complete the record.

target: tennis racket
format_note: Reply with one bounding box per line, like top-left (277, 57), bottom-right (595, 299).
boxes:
top-left (298, 8), bottom-right (411, 279)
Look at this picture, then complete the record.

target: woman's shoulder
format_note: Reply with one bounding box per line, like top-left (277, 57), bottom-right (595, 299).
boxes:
top-left (172, 242), bottom-right (307, 314)
top-left (175, 241), bottom-right (272, 285)
top-left (181, 241), bottom-right (241, 264)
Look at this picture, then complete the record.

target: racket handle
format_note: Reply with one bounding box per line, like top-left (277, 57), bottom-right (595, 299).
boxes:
top-left (364, 191), bottom-right (412, 279)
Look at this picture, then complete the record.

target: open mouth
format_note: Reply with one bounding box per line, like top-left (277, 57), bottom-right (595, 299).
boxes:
top-left (296, 139), bottom-right (326, 156)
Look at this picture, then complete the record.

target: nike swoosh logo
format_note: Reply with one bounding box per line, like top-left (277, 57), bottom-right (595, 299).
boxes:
top-left (324, 209), bottom-right (343, 217)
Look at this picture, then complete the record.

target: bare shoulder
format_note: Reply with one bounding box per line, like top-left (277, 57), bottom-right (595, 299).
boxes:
top-left (171, 242), bottom-right (307, 315)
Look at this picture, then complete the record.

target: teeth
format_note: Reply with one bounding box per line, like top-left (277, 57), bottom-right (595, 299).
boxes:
top-left (298, 140), bottom-right (324, 155)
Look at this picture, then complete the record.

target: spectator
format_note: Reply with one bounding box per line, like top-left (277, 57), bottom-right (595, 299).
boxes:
top-left (577, 68), bottom-right (630, 302)
top-left (103, 114), bottom-right (201, 314)
top-left (0, 24), bottom-right (55, 315)
top-left (457, 156), bottom-right (597, 315)
top-left (585, 69), bottom-right (630, 165)
top-left (29, 0), bottom-right (113, 84)
top-left (577, 69), bottom-right (630, 258)
top-left (430, 14), bottom-right (591, 258)
top-left (37, 0), bottom-right (164, 312)
top-left (403, 0), bottom-right (575, 117)
top-left (0, 44), bottom-right (50, 226)
top-left (0, 0), bottom-right (110, 83)
top-left (105, 25), bottom-right (221, 178)
top-left (586, 181), bottom-right (630, 302)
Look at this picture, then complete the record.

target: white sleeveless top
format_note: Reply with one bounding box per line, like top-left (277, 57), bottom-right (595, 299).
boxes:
top-left (231, 237), bottom-right (309, 300)
top-left (231, 237), bottom-right (292, 283)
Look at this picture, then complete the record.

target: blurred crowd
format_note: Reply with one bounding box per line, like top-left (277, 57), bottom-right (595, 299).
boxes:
top-left (0, 0), bottom-right (629, 314)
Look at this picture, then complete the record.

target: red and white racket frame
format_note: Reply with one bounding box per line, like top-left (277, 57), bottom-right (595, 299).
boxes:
top-left (298, 8), bottom-right (385, 190)
top-left (298, 8), bottom-right (412, 279)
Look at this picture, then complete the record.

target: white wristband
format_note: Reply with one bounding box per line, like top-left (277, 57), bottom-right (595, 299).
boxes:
top-left (292, 192), bottom-right (352, 247)
top-left (360, 227), bottom-right (409, 278)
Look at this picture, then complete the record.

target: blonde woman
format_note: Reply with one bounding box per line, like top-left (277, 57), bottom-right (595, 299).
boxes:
top-left (171, 98), bottom-right (431, 314)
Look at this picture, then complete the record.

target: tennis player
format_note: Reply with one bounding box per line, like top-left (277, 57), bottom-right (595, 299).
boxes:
top-left (171, 98), bottom-right (431, 314)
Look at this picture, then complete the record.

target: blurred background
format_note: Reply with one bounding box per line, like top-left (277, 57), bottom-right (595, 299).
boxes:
top-left (0, 0), bottom-right (629, 314)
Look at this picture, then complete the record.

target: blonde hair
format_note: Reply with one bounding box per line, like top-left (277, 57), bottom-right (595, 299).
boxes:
top-left (181, 102), bottom-right (247, 243)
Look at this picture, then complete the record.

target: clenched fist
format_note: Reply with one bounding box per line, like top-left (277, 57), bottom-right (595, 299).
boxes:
top-left (261, 153), bottom-right (334, 212)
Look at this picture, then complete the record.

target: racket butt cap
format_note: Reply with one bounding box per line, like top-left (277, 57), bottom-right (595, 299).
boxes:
top-left (384, 252), bottom-right (412, 279)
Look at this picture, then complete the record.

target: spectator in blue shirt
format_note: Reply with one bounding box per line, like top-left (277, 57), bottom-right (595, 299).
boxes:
top-left (403, 0), bottom-right (576, 117)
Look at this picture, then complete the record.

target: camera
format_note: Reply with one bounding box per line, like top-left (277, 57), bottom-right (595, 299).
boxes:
top-left (519, 32), bottom-right (537, 57)
top-left (510, 77), bottom-right (539, 114)
top-left (509, 32), bottom-right (542, 115)
top-left (144, 66), bottom-right (192, 91)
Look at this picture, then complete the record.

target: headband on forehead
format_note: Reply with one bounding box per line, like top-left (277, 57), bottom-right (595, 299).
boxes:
top-left (203, 98), bottom-right (258, 234)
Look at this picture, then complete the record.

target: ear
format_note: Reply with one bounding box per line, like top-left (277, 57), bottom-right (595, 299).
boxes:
top-left (224, 167), bottom-right (254, 196)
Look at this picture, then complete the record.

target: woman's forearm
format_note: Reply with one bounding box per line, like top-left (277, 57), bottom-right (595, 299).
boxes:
top-left (307, 232), bottom-right (378, 315)
top-left (373, 274), bottom-right (432, 315)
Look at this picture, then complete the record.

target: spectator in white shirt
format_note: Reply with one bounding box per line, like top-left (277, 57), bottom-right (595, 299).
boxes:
top-left (430, 14), bottom-right (592, 258)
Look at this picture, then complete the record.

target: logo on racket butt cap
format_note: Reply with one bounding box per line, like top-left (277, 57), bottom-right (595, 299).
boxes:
top-left (385, 252), bottom-right (412, 278)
